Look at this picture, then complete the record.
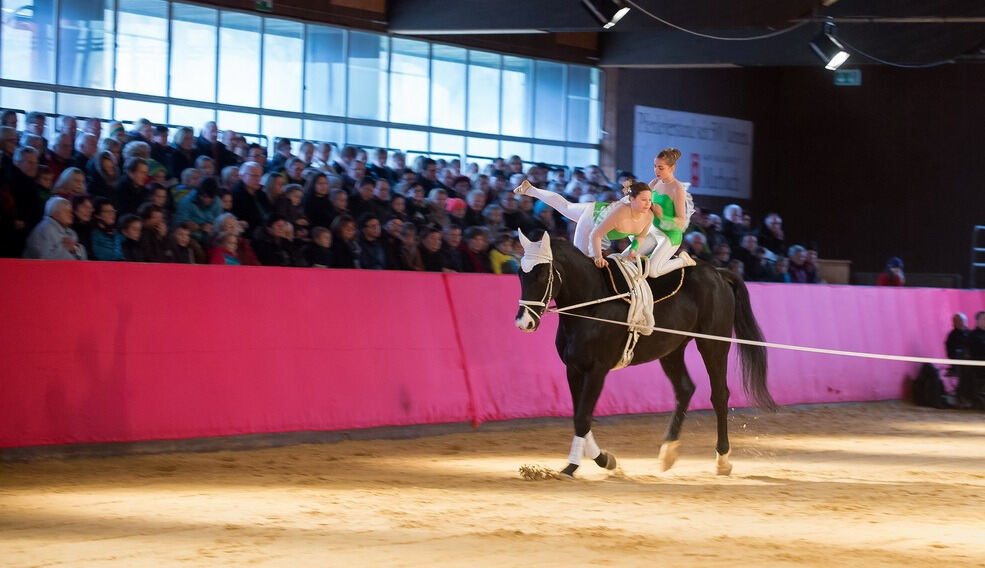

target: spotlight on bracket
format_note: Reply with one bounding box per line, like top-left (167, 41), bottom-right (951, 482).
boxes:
top-left (810, 22), bottom-right (850, 70)
top-left (581, 0), bottom-right (630, 29)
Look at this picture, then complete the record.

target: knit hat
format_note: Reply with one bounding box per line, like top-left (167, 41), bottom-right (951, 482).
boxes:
top-left (886, 256), bottom-right (904, 269)
top-left (445, 197), bottom-right (466, 212)
top-left (148, 159), bottom-right (166, 179)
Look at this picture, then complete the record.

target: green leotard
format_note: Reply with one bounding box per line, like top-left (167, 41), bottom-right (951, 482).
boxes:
top-left (592, 201), bottom-right (640, 250)
top-left (653, 193), bottom-right (683, 246)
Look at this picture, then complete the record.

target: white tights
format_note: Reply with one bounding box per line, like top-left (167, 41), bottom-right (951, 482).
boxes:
top-left (624, 225), bottom-right (689, 278)
top-left (524, 187), bottom-right (687, 278)
top-left (522, 187), bottom-right (599, 257)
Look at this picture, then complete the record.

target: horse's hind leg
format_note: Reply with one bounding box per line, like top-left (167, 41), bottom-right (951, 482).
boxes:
top-left (561, 365), bottom-right (617, 478)
top-left (657, 343), bottom-right (695, 471)
top-left (697, 337), bottom-right (733, 475)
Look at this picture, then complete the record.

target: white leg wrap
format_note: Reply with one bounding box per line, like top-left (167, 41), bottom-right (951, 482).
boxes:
top-left (716, 450), bottom-right (733, 476)
top-left (568, 436), bottom-right (586, 466)
top-left (583, 431), bottom-right (601, 459)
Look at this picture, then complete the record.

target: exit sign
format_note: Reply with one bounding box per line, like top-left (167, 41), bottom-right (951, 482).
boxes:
top-left (834, 69), bottom-right (862, 86)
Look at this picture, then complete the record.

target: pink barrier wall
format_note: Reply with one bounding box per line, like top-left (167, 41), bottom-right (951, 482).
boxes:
top-left (2, 259), bottom-right (983, 448)
top-left (0, 261), bottom-right (472, 448)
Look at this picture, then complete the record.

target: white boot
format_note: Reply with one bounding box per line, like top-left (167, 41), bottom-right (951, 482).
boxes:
top-left (677, 250), bottom-right (696, 267)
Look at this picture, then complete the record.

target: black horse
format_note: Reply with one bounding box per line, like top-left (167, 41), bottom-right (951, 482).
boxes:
top-left (514, 232), bottom-right (775, 478)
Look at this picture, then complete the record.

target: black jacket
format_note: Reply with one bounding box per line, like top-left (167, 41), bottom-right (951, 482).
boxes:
top-left (114, 176), bottom-right (146, 216)
top-left (253, 230), bottom-right (295, 267)
top-left (195, 136), bottom-right (238, 169)
top-left (231, 182), bottom-right (267, 237)
top-left (169, 147), bottom-right (197, 180)
top-left (331, 237), bottom-right (359, 268)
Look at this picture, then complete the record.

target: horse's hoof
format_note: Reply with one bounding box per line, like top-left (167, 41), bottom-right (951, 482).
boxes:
top-left (594, 451), bottom-right (617, 470)
top-left (560, 463), bottom-right (578, 479)
top-left (716, 451), bottom-right (733, 476)
top-left (658, 440), bottom-right (681, 471)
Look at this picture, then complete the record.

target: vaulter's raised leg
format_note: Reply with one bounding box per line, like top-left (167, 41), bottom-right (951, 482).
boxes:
top-left (657, 343), bottom-right (695, 471)
top-left (562, 365), bottom-right (617, 478)
top-left (697, 337), bottom-right (733, 475)
top-left (515, 180), bottom-right (597, 257)
top-left (514, 180), bottom-right (587, 222)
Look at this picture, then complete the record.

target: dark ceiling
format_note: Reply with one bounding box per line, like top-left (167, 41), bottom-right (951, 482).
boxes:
top-left (386, 0), bottom-right (985, 67)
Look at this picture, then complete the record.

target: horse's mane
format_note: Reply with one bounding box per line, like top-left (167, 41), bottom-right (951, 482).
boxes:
top-left (547, 237), bottom-right (592, 266)
top-left (546, 237), bottom-right (611, 298)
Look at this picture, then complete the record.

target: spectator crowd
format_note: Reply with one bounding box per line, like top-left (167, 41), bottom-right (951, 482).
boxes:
top-left (0, 109), bottom-right (823, 281)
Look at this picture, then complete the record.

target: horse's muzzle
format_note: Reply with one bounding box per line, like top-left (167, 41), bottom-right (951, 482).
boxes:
top-left (515, 309), bottom-right (539, 332)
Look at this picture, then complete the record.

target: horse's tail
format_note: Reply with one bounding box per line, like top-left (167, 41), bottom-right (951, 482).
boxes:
top-left (720, 269), bottom-right (777, 412)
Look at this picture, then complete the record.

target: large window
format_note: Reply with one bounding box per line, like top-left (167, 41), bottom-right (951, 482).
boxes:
top-left (0, 2), bottom-right (602, 168)
top-left (430, 45), bottom-right (466, 131)
top-left (347, 31), bottom-right (388, 121)
top-left (59, 0), bottom-right (114, 89)
top-left (304, 24), bottom-right (345, 117)
top-left (58, 93), bottom-right (112, 120)
top-left (501, 56), bottom-right (532, 138)
top-left (389, 38), bottom-right (429, 126)
top-left (262, 18), bottom-right (303, 112)
top-left (171, 4), bottom-right (218, 102)
top-left (116, 0), bottom-right (168, 96)
top-left (218, 11), bottom-right (261, 108)
top-left (534, 60), bottom-right (565, 141)
top-left (467, 50), bottom-right (501, 135)
top-left (1, 0), bottom-right (56, 83)
top-left (567, 66), bottom-right (601, 144)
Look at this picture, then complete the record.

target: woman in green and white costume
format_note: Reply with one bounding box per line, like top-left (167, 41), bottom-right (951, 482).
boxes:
top-left (514, 179), bottom-right (655, 269)
top-left (624, 147), bottom-right (697, 278)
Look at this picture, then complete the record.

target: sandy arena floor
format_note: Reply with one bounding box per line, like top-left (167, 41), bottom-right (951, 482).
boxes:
top-left (2, 401), bottom-right (984, 567)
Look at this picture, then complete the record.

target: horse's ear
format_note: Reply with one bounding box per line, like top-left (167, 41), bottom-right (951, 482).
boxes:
top-left (518, 231), bottom-right (532, 250)
top-left (539, 232), bottom-right (552, 256)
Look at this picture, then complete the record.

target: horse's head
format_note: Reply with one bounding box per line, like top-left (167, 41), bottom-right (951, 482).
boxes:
top-left (515, 232), bottom-right (559, 333)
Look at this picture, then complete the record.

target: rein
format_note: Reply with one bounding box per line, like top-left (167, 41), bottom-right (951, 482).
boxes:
top-left (518, 256), bottom-right (686, 318)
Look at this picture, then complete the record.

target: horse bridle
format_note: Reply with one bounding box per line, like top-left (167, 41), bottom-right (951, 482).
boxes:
top-left (517, 262), bottom-right (562, 324)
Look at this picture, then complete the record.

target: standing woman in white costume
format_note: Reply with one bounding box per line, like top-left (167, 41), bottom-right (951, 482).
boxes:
top-left (513, 179), bottom-right (654, 268)
top-left (632, 147), bottom-right (696, 278)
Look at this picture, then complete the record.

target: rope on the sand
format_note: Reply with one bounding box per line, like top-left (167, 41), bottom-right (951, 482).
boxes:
top-left (547, 309), bottom-right (985, 367)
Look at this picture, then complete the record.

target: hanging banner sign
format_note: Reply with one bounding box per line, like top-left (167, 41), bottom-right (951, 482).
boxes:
top-left (633, 105), bottom-right (753, 199)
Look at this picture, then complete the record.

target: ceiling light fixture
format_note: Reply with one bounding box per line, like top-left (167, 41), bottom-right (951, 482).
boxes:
top-left (581, 0), bottom-right (630, 30)
top-left (810, 22), bottom-right (850, 70)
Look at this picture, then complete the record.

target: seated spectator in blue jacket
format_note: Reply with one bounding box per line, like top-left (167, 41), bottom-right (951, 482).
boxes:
top-left (90, 197), bottom-right (123, 261)
top-left (23, 197), bottom-right (87, 260)
top-left (176, 177), bottom-right (221, 239)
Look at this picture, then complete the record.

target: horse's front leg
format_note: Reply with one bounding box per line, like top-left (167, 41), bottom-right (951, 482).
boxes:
top-left (561, 365), bottom-right (618, 478)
